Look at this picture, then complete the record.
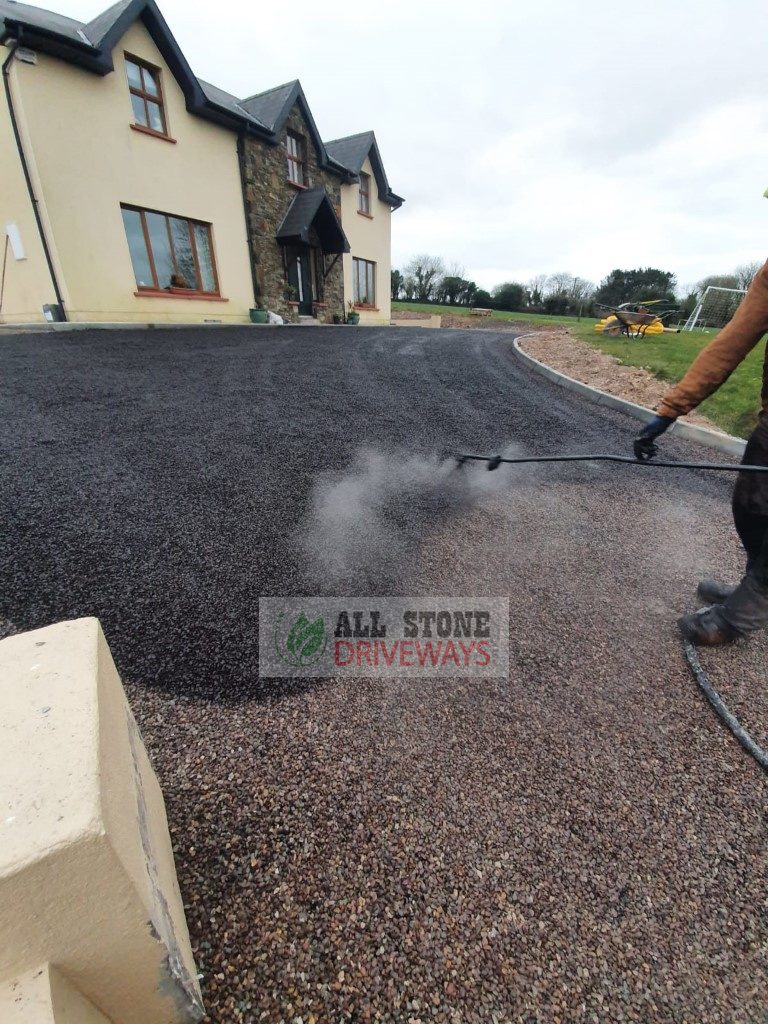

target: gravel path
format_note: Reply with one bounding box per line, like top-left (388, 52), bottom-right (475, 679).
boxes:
top-left (521, 328), bottom-right (720, 430)
top-left (1, 326), bottom-right (766, 1023)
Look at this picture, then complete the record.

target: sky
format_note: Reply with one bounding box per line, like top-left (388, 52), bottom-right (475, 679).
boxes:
top-left (51, 0), bottom-right (768, 293)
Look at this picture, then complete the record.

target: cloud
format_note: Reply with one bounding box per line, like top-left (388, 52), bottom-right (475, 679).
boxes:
top-left (57, 0), bottom-right (768, 290)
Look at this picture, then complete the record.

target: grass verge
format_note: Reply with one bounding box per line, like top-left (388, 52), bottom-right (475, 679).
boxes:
top-left (393, 300), bottom-right (597, 329)
top-left (569, 321), bottom-right (761, 438)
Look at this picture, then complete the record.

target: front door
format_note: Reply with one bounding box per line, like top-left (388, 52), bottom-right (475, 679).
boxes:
top-left (287, 247), bottom-right (313, 315)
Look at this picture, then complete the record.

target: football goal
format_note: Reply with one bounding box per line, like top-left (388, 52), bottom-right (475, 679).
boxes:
top-left (682, 285), bottom-right (746, 331)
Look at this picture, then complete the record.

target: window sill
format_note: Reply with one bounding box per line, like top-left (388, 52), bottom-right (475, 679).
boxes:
top-left (286, 180), bottom-right (308, 191)
top-left (135, 289), bottom-right (227, 301)
top-left (130, 123), bottom-right (177, 144)
top-left (357, 210), bottom-right (373, 219)
top-left (354, 304), bottom-right (378, 311)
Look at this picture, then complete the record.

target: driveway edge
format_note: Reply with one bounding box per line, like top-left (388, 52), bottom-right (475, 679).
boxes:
top-left (513, 334), bottom-right (747, 458)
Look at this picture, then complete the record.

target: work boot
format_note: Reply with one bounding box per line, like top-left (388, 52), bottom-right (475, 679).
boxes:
top-left (678, 606), bottom-right (743, 646)
top-left (720, 573), bottom-right (768, 635)
top-left (696, 578), bottom-right (736, 604)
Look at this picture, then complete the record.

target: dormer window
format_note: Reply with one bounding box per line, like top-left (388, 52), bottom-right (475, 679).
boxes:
top-left (286, 131), bottom-right (305, 186)
top-left (125, 55), bottom-right (168, 137)
top-left (358, 172), bottom-right (371, 215)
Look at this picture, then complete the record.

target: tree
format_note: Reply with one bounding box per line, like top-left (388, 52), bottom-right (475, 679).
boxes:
top-left (459, 279), bottom-right (478, 306)
top-left (594, 268), bottom-right (677, 306)
top-left (545, 272), bottom-right (574, 297)
top-left (474, 288), bottom-right (493, 308)
top-left (568, 276), bottom-right (595, 304)
top-left (566, 276), bottom-right (595, 316)
top-left (492, 281), bottom-right (527, 312)
top-left (391, 269), bottom-right (403, 301)
top-left (402, 276), bottom-right (417, 301)
top-left (436, 275), bottom-right (478, 306)
top-left (735, 261), bottom-right (761, 291)
top-left (543, 293), bottom-right (569, 315)
top-left (696, 274), bottom-right (739, 298)
top-left (403, 254), bottom-right (445, 303)
top-left (527, 274), bottom-right (548, 312)
top-left (437, 276), bottom-right (466, 305)
top-left (445, 260), bottom-right (466, 280)
top-left (679, 289), bottom-right (699, 318)
top-left (542, 273), bottom-right (575, 315)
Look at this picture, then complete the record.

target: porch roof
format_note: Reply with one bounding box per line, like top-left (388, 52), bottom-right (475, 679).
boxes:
top-left (276, 188), bottom-right (350, 254)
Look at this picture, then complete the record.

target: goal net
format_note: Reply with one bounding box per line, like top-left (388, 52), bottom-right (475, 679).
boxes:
top-left (682, 285), bottom-right (747, 331)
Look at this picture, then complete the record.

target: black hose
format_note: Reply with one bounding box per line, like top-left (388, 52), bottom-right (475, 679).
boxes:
top-left (458, 451), bottom-right (768, 770)
top-left (456, 453), bottom-right (768, 473)
top-left (683, 642), bottom-right (768, 774)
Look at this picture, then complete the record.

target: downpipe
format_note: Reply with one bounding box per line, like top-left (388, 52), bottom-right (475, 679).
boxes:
top-left (2, 35), bottom-right (67, 320)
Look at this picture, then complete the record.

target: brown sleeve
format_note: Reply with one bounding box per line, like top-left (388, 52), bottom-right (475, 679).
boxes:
top-left (657, 259), bottom-right (768, 419)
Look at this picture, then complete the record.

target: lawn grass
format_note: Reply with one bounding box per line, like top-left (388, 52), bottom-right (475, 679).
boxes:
top-left (393, 300), bottom-right (598, 329)
top-left (393, 301), bottom-right (762, 438)
top-left (569, 321), bottom-right (763, 438)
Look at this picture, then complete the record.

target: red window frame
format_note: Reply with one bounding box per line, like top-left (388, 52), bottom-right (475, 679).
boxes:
top-left (353, 257), bottom-right (376, 307)
top-left (125, 54), bottom-right (169, 138)
top-left (121, 204), bottom-right (220, 296)
top-left (358, 172), bottom-right (371, 215)
top-left (286, 131), bottom-right (305, 186)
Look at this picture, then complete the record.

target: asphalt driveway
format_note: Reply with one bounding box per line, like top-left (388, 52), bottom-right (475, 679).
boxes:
top-left (1, 325), bottom-right (766, 1023)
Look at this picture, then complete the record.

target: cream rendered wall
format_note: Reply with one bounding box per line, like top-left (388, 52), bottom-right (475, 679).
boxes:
top-left (0, 45), bottom-right (59, 324)
top-left (0, 22), bottom-right (254, 323)
top-left (340, 155), bottom-right (392, 325)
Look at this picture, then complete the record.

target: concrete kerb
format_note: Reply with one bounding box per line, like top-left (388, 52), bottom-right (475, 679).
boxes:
top-left (513, 334), bottom-right (747, 459)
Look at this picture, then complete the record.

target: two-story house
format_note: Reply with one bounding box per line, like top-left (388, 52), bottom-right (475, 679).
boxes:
top-left (325, 132), bottom-right (404, 326)
top-left (0, 0), bottom-right (259, 324)
top-left (0, 0), bottom-right (403, 326)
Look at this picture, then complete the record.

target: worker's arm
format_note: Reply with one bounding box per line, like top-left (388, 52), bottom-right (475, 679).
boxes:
top-left (657, 259), bottom-right (768, 419)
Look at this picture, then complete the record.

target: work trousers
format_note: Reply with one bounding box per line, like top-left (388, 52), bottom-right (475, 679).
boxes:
top-left (723, 413), bottom-right (768, 632)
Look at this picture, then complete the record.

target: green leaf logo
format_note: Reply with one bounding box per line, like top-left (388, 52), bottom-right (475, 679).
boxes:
top-left (275, 611), bottom-right (327, 667)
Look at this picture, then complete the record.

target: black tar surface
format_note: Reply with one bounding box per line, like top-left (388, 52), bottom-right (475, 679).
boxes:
top-left (2, 326), bottom-right (766, 1023)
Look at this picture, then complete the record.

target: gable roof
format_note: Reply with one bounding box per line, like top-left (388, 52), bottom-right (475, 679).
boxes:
top-left (83, 0), bottom-right (134, 46)
top-left (241, 79), bottom-right (354, 180)
top-left (0, 0), bottom-right (271, 133)
top-left (0, 0), bottom-right (391, 191)
top-left (196, 78), bottom-right (261, 125)
top-left (276, 187), bottom-right (349, 253)
top-left (325, 130), bottom-right (403, 208)
top-left (241, 80), bottom-right (298, 132)
top-left (0, 0), bottom-right (82, 41)
top-left (324, 131), bottom-right (374, 175)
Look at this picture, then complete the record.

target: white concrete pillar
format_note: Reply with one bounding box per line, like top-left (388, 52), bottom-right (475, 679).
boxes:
top-left (0, 618), bottom-right (204, 1023)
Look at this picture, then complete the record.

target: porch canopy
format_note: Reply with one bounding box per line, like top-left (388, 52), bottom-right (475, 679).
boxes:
top-left (276, 187), bottom-right (350, 253)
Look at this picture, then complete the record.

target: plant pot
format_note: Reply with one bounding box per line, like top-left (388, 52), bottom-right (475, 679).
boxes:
top-left (249, 308), bottom-right (268, 324)
top-left (347, 313), bottom-right (360, 325)
top-left (332, 314), bottom-right (343, 324)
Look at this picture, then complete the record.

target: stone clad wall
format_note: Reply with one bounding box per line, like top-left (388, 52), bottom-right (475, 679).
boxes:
top-left (243, 105), bottom-right (345, 323)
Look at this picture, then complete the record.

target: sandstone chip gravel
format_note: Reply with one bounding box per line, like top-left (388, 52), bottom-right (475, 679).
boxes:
top-left (1, 326), bottom-right (766, 1023)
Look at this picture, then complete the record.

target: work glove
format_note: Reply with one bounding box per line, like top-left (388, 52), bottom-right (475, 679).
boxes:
top-left (633, 415), bottom-right (675, 461)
